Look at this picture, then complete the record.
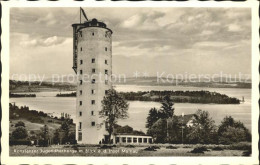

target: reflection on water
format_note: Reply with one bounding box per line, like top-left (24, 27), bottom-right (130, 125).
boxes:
top-left (10, 85), bottom-right (251, 132)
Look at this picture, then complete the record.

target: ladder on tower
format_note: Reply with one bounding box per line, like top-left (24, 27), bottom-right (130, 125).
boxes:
top-left (72, 7), bottom-right (89, 74)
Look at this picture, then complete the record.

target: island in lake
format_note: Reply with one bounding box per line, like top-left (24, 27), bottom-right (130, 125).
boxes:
top-left (56, 90), bottom-right (240, 104)
top-left (9, 93), bottom-right (36, 98)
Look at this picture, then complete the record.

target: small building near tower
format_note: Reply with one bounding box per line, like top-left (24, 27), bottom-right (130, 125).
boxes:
top-left (112, 134), bottom-right (153, 145)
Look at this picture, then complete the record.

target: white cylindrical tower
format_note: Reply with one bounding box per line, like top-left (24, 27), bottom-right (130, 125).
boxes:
top-left (72, 18), bottom-right (112, 144)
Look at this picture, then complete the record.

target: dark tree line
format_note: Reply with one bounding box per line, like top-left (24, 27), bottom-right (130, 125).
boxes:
top-left (119, 90), bottom-right (240, 104)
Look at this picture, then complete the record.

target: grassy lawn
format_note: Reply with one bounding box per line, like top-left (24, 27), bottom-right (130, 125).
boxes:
top-left (10, 119), bottom-right (61, 132)
top-left (9, 143), bottom-right (249, 157)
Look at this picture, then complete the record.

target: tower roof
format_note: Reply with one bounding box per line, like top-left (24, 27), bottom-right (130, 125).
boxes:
top-left (72, 18), bottom-right (112, 33)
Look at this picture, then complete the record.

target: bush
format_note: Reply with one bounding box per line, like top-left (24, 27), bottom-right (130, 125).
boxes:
top-left (38, 139), bottom-right (49, 147)
top-left (12, 127), bottom-right (28, 139)
top-left (190, 146), bottom-right (209, 153)
top-left (242, 149), bottom-right (251, 156)
top-left (166, 145), bottom-right (178, 149)
top-left (219, 127), bottom-right (248, 144)
top-left (15, 121), bottom-right (25, 127)
top-left (212, 146), bottom-right (223, 151)
top-left (125, 145), bottom-right (135, 148)
top-left (144, 146), bottom-right (157, 151)
top-left (9, 140), bottom-right (31, 146)
top-left (150, 146), bottom-right (160, 149)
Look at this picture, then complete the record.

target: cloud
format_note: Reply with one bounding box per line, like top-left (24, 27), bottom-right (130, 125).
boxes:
top-left (193, 41), bottom-right (231, 48)
top-left (119, 11), bottom-right (165, 31)
top-left (19, 35), bottom-right (66, 47)
top-left (228, 24), bottom-right (242, 32)
top-left (35, 13), bottom-right (57, 26)
top-left (120, 14), bottom-right (145, 28)
top-left (20, 39), bottom-right (38, 47)
top-left (200, 30), bottom-right (214, 36)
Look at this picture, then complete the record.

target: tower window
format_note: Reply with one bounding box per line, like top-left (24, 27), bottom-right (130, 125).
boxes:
top-left (79, 122), bottom-right (82, 130)
top-left (80, 70), bottom-right (83, 75)
top-left (79, 90), bottom-right (82, 95)
top-left (105, 70), bottom-right (108, 75)
top-left (91, 100), bottom-right (95, 105)
top-left (80, 80), bottom-right (83, 85)
top-left (105, 60), bottom-right (108, 65)
top-left (80, 101), bottom-right (82, 105)
top-left (79, 111), bottom-right (82, 116)
top-left (92, 58), bottom-right (95, 63)
top-left (105, 90), bottom-right (108, 95)
top-left (91, 122), bottom-right (95, 126)
top-left (92, 79), bottom-right (95, 84)
top-left (91, 111), bottom-right (94, 116)
top-left (92, 32), bottom-right (94, 36)
top-left (91, 89), bottom-right (96, 94)
top-left (81, 47), bottom-right (82, 51)
top-left (92, 69), bottom-right (96, 73)
top-left (78, 132), bottom-right (82, 141)
top-left (80, 60), bottom-right (83, 65)
top-left (105, 47), bottom-right (107, 51)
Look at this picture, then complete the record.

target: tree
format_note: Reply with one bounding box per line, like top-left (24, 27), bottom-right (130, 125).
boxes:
top-left (159, 95), bottom-right (174, 119)
top-left (15, 121), bottom-right (25, 127)
top-left (68, 132), bottom-right (76, 144)
top-left (219, 127), bottom-right (247, 144)
top-left (186, 110), bottom-right (217, 144)
top-left (40, 125), bottom-right (50, 146)
top-left (218, 116), bottom-right (251, 144)
top-left (53, 129), bottom-right (60, 144)
top-left (12, 127), bottom-right (28, 139)
top-left (99, 89), bottom-right (129, 143)
top-left (147, 119), bottom-right (167, 143)
top-left (60, 119), bottom-right (70, 144)
top-left (167, 116), bottom-right (182, 143)
top-left (146, 108), bottom-right (159, 129)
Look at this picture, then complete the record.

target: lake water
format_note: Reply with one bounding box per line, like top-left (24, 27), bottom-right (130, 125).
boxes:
top-left (10, 85), bottom-right (251, 132)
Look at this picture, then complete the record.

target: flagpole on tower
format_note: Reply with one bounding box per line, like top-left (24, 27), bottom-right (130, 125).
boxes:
top-left (80, 7), bottom-right (89, 24)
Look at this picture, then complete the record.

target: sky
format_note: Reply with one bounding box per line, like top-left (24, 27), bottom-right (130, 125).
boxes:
top-left (10, 7), bottom-right (251, 79)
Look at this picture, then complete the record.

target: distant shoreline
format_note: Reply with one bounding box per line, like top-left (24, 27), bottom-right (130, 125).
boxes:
top-left (9, 83), bottom-right (251, 94)
top-left (9, 79), bottom-right (251, 93)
